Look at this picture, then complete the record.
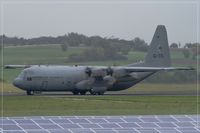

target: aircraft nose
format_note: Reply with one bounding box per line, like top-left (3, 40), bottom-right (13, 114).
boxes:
top-left (13, 78), bottom-right (23, 89)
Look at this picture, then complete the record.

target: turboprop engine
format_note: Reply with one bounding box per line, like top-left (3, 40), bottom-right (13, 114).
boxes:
top-left (75, 66), bottom-right (128, 94)
top-left (75, 78), bottom-right (94, 90)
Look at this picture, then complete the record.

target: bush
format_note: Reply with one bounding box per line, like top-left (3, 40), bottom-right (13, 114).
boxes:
top-left (68, 47), bottom-right (127, 62)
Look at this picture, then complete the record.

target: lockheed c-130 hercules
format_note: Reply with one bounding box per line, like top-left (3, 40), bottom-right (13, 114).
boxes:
top-left (5, 25), bottom-right (194, 95)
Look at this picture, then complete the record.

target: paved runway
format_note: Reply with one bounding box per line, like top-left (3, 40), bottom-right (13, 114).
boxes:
top-left (2, 92), bottom-right (199, 96)
top-left (1, 115), bottom-right (200, 133)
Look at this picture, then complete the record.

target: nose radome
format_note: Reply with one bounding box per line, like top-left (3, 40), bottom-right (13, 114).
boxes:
top-left (13, 78), bottom-right (22, 88)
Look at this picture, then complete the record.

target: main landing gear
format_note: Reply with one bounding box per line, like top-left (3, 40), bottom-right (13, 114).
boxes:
top-left (72, 90), bottom-right (87, 95)
top-left (89, 90), bottom-right (104, 95)
top-left (26, 90), bottom-right (34, 95)
top-left (72, 90), bottom-right (104, 95)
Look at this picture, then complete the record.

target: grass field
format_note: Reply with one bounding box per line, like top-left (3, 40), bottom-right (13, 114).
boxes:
top-left (3, 45), bottom-right (86, 65)
top-left (1, 80), bottom-right (198, 116)
top-left (0, 95), bottom-right (199, 116)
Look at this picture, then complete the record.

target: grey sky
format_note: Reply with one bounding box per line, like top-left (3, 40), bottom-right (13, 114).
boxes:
top-left (1, 0), bottom-right (199, 45)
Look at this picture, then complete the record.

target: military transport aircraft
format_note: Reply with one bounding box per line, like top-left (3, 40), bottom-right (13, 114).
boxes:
top-left (5, 25), bottom-right (194, 95)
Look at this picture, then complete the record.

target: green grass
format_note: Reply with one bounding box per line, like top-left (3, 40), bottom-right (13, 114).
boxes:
top-left (2, 69), bottom-right (22, 83)
top-left (0, 95), bottom-right (199, 116)
top-left (170, 49), bottom-right (185, 59)
top-left (1, 81), bottom-right (198, 116)
top-left (115, 83), bottom-right (198, 94)
top-left (3, 45), bottom-right (86, 65)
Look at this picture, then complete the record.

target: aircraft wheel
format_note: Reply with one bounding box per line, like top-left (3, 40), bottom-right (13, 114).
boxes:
top-left (80, 91), bottom-right (86, 95)
top-left (89, 90), bottom-right (96, 95)
top-left (72, 91), bottom-right (79, 95)
top-left (26, 90), bottom-right (33, 95)
top-left (98, 92), bottom-right (104, 95)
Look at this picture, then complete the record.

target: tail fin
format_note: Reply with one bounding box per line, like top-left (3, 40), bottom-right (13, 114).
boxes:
top-left (144, 25), bottom-right (171, 67)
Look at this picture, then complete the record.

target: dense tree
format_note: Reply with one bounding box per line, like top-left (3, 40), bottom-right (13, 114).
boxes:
top-left (132, 37), bottom-right (148, 52)
top-left (184, 43), bottom-right (200, 60)
top-left (0, 34), bottom-right (143, 52)
top-left (170, 43), bottom-right (178, 48)
top-left (190, 43), bottom-right (200, 60)
top-left (184, 43), bottom-right (193, 48)
top-left (68, 45), bottom-right (127, 62)
top-left (60, 35), bottom-right (69, 52)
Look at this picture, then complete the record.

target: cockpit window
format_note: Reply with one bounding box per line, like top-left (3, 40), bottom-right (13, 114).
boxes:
top-left (28, 70), bottom-right (34, 75)
top-left (27, 77), bottom-right (32, 81)
top-left (18, 71), bottom-right (25, 78)
top-left (18, 69), bottom-right (34, 80)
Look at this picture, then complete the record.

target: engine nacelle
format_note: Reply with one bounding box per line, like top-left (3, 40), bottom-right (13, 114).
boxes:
top-left (91, 68), bottom-right (107, 77)
top-left (103, 75), bottom-right (116, 85)
top-left (75, 79), bottom-right (94, 90)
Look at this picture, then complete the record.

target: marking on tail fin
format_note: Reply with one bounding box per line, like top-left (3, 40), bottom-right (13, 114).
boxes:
top-left (153, 44), bottom-right (164, 58)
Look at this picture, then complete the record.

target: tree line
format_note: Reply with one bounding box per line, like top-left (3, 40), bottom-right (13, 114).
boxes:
top-left (170, 42), bottom-right (200, 60)
top-left (1, 33), bottom-right (199, 61)
top-left (0, 33), bottom-right (148, 61)
top-left (0, 33), bottom-right (147, 50)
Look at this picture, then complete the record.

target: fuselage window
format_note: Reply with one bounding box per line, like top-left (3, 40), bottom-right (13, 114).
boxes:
top-left (27, 77), bottom-right (32, 81)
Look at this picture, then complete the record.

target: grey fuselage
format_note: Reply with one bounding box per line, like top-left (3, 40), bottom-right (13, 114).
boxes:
top-left (13, 65), bottom-right (153, 92)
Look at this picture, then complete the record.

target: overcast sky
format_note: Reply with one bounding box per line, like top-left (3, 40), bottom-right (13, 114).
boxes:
top-left (0, 0), bottom-right (199, 45)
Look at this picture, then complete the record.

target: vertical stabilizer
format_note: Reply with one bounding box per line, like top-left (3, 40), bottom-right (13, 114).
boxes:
top-left (144, 25), bottom-right (171, 67)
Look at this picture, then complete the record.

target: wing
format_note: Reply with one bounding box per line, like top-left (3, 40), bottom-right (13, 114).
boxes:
top-left (4, 65), bottom-right (33, 69)
top-left (120, 66), bottom-right (195, 73)
top-left (86, 66), bottom-right (194, 76)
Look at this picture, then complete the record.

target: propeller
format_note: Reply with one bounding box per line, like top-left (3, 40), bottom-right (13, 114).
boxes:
top-left (106, 66), bottom-right (113, 76)
top-left (78, 67), bottom-right (114, 90)
top-left (85, 67), bottom-right (92, 77)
